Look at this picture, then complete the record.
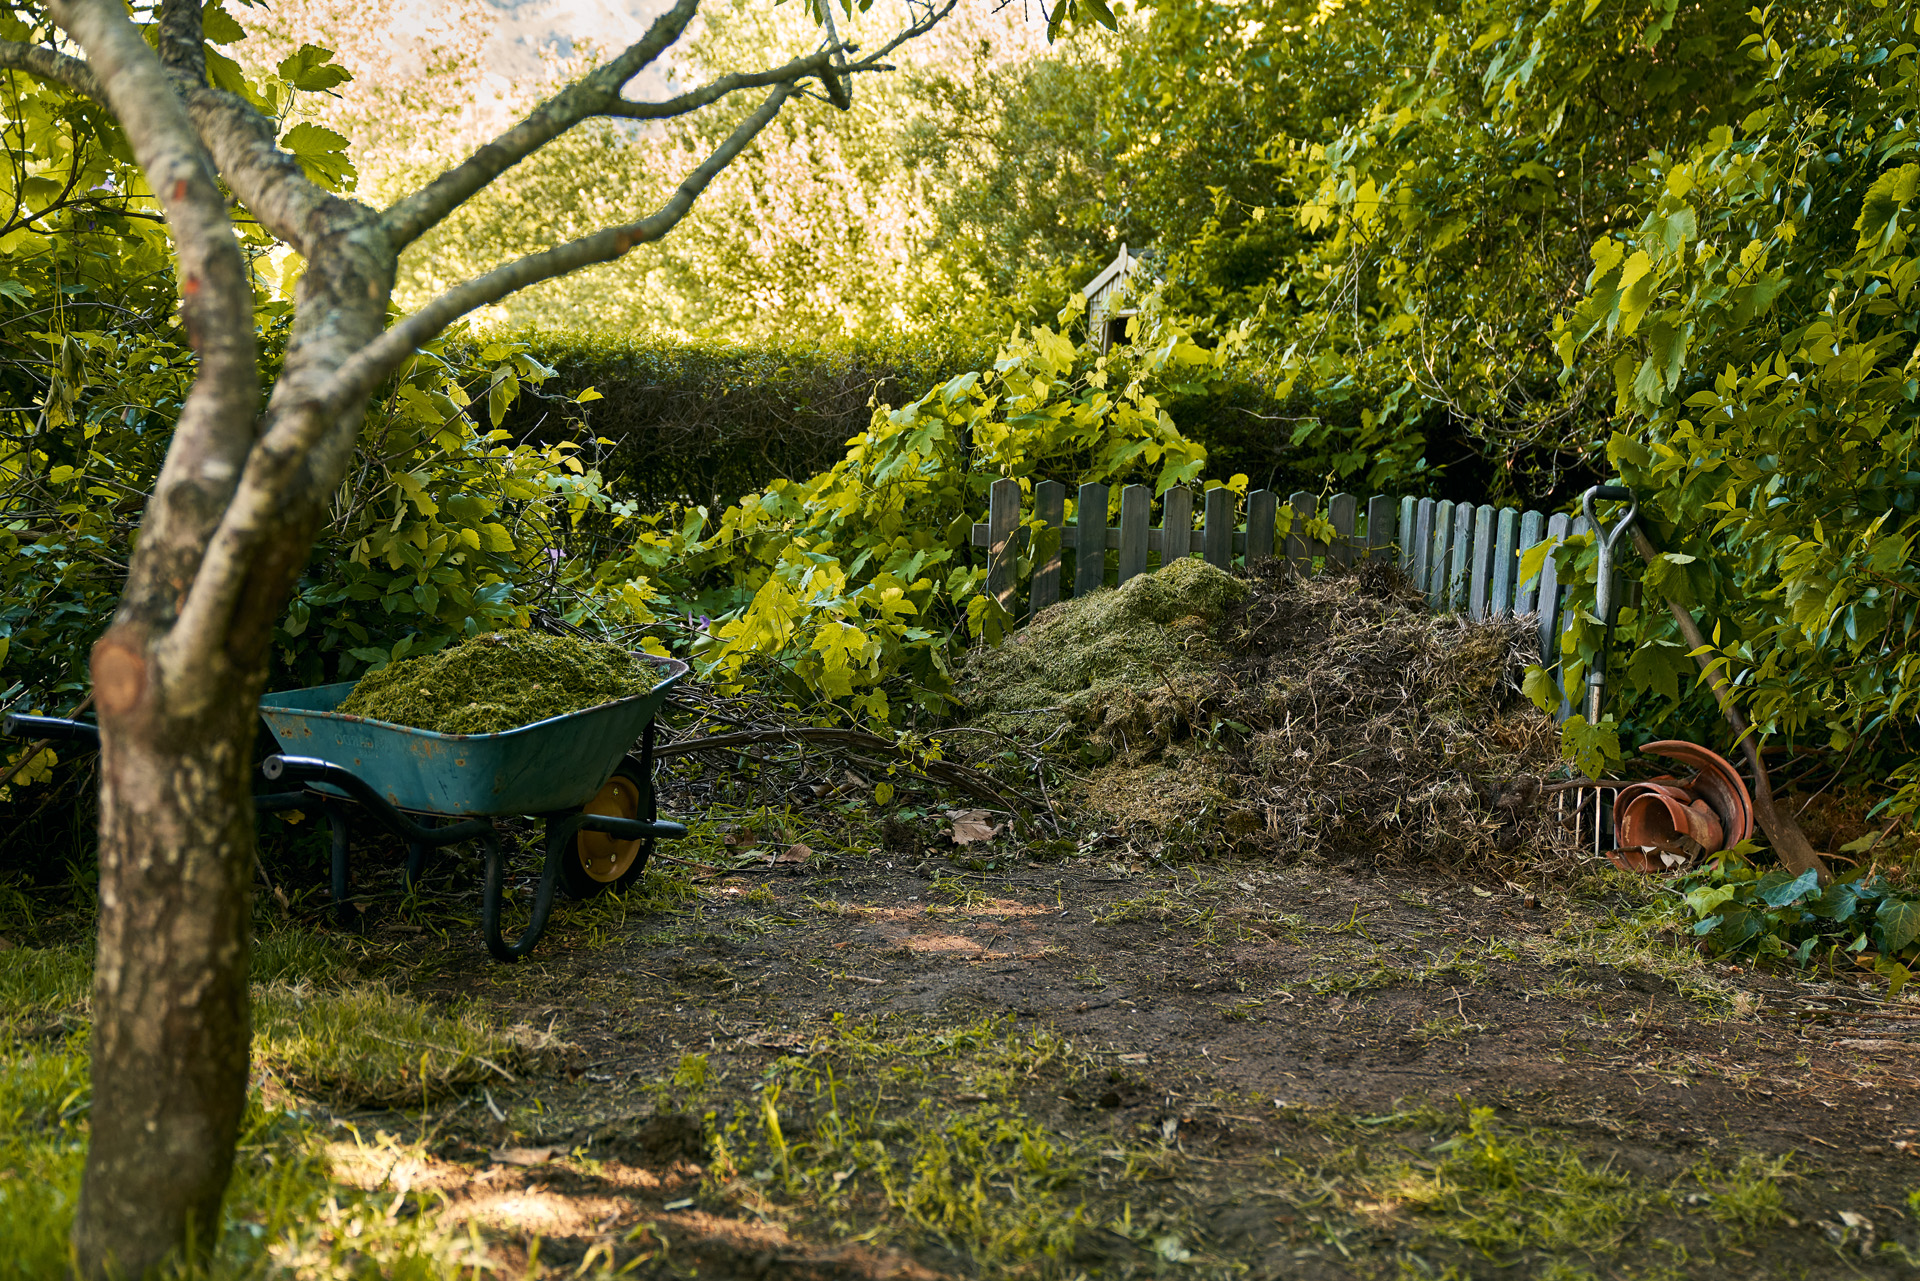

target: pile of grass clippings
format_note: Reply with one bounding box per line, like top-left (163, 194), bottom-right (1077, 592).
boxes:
top-left (335, 630), bottom-right (656, 735)
top-left (957, 557), bottom-right (1564, 871)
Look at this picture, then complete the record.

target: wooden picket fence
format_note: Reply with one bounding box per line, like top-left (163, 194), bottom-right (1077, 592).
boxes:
top-left (969, 477), bottom-right (1597, 671)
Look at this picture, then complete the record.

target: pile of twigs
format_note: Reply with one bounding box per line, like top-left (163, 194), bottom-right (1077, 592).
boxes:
top-left (654, 679), bottom-right (1047, 820)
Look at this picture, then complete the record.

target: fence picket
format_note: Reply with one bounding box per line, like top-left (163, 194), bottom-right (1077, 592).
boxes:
top-left (1160, 485), bottom-right (1193, 569)
top-left (1412, 498), bottom-right (1435, 589)
top-left (1514, 510), bottom-right (1545, 614)
top-left (1074, 482), bottom-right (1108, 598)
top-left (1329, 493), bottom-right (1357, 567)
top-left (1427, 501), bottom-right (1454, 607)
top-left (1537, 512), bottom-right (1570, 672)
top-left (1202, 486), bottom-right (1233, 568)
top-left (977, 482), bottom-right (1598, 649)
top-left (1468, 504), bottom-right (1495, 619)
top-left (1491, 507), bottom-right (1518, 618)
top-left (1117, 484), bottom-right (1151, 583)
top-left (1446, 501), bottom-right (1474, 612)
top-left (1281, 491), bottom-right (1308, 574)
top-left (987, 477), bottom-right (1022, 609)
top-left (1367, 494), bottom-right (1395, 560)
top-left (1030, 480), bottom-right (1065, 617)
top-left (1247, 489), bottom-right (1277, 564)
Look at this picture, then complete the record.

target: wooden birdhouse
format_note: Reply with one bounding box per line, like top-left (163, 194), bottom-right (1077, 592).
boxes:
top-left (1081, 244), bottom-right (1150, 352)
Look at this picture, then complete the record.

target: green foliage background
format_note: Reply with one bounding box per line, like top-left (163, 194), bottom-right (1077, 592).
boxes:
top-left (12, 0), bottom-right (1920, 878)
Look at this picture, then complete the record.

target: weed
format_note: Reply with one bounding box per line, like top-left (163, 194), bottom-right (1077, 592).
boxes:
top-left (1695, 1151), bottom-right (1791, 1234)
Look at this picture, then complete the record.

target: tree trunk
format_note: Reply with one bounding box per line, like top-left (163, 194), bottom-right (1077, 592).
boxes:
top-left (73, 647), bottom-right (263, 1278)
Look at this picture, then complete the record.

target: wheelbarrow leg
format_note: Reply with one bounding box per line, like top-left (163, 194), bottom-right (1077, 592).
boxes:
top-left (481, 816), bottom-right (574, 962)
top-left (404, 841), bottom-right (429, 890)
top-left (325, 801), bottom-right (356, 930)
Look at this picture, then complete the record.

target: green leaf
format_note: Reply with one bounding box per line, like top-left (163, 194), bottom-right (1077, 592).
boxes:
top-left (1517, 538), bottom-right (1554, 589)
top-left (201, 3), bottom-right (247, 45)
top-left (1521, 664), bottom-right (1559, 714)
top-left (1755, 867), bottom-right (1819, 908)
top-left (1559, 714), bottom-right (1621, 778)
top-left (1875, 896), bottom-right (1920, 955)
top-left (1808, 881), bottom-right (1861, 922)
top-left (277, 45), bottom-right (353, 93)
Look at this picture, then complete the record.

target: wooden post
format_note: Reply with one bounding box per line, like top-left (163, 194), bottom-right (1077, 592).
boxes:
top-left (1203, 486), bottom-right (1234, 568)
top-left (987, 477), bottom-right (1022, 611)
top-left (1247, 489), bottom-right (1278, 564)
top-left (1329, 493), bottom-right (1357, 567)
top-left (1160, 484), bottom-right (1193, 570)
top-left (1366, 494), bottom-right (1395, 560)
top-left (1075, 482), bottom-right (1109, 597)
top-left (1444, 501), bottom-right (1471, 612)
top-left (1538, 512), bottom-right (1570, 671)
top-left (1491, 507), bottom-right (1518, 619)
top-left (1287, 490), bottom-right (1315, 575)
top-left (1514, 510), bottom-right (1545, 614)
top-left (1466, 503), bottom-right (1495, 618)
top-left (1411, 498), bottom-right (1435, 590)
top-left (1030, 479), bottom-right (1065, 618)
top-left (1427, 500), bottom-right (1453, 608)
top-left (1117, 484), bottom-right (1151, 583)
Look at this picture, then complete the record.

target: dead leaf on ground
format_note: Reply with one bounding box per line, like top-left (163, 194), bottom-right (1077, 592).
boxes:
top-left (739, 1031), bottom-right (809, 1052)
top-left (0, 936), bottom-right (13, 951)
top-left (775, 842), bottom-right (812, 864)
top-left (490, 1146), bottom-right (556, 1166)
top-left (948, 809), bottom-right (998, 845)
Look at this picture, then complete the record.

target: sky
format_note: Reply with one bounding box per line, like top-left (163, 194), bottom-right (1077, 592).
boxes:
top-left (482, 0), bottom-right (678, 90)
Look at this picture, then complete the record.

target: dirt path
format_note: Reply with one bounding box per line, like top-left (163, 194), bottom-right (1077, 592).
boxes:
top-left (333, 842), bottom-right (1920, 1279)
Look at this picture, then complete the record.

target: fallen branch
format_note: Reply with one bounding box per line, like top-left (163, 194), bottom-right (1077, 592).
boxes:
top-left (656, 725), bottom-right (1043, 814)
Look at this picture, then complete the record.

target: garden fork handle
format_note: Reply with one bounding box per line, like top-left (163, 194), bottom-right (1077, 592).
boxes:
top-left (1580, 484), bottom-right (1640, 723)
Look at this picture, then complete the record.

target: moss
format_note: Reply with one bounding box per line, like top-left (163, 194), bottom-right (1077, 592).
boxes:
top-left (953, 558), bottom-right (1247, 742)
top-left (335, 630), bottom-right (655, 735)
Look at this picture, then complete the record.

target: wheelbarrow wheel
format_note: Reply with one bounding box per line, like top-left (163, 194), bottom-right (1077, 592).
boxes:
top-left (561, 756), bottom-right (655, 898)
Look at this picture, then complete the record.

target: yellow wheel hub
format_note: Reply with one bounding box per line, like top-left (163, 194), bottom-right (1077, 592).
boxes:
top-left (576, 775), bottom-right (644, 883)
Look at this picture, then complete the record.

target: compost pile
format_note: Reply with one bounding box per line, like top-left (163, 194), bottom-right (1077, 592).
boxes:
top-left (335, 631), bottom-right (656, 735)
top-left (955, 557), bottom-right (1563, 870)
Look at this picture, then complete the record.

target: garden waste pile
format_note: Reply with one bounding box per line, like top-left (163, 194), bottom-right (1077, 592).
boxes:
top-left (336, 631), bottom-right (657, 735)
top-left (955, 557), bottom-right (1563, 870)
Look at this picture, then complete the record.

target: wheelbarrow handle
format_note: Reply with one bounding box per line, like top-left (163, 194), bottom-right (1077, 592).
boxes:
top-left (1591, 484), bottom-right (1634, 502)
top-left (3, 714), bottom-right (100, 746)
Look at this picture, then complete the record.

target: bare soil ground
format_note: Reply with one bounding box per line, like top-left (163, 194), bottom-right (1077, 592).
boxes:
top-left (314, 823), bottom-right (1920, 1281)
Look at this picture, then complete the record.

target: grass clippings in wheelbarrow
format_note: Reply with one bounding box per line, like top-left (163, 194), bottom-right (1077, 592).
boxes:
top-left (335, 630), bottom-right (656, 735)
top-left (955, 556), bottom-right (1565, 873)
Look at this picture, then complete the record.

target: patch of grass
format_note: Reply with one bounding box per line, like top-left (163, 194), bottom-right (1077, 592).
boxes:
top-left (1524, 900), bottom-right (1736, 1012)
top-left (1338, 1106), bottom-right (1661, 1262)
top-left (0, 943), bottom-right (89, 1026)
top-left (1696, 1151), bottom-right (1791, 1235)
top-left (250, 926), bottom-right (360, 987)
top-left (0, 956), bottom-right (502, 1277)
top-left (252, 980), bottom-right (566, 1109)
top-left (703, 1016), bottom-right (1171, 1276)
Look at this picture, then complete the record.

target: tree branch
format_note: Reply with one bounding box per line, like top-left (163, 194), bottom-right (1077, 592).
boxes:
top-left (602, 51), bottom-right (836, 120)
top-left (381, 0), bottom-right (703, 249)
top-left (45, 0), bottom-right (259, 650)
top-left (156, 0), bottom-right (207, 83)
top-left (0, 38), bottom-right (104, 100)
top-left (339, 81), bottom-right (797, 411)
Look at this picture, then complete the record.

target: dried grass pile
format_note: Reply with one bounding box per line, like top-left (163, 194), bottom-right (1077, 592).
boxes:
top-left (956, 556), bottom-right (1565, 871)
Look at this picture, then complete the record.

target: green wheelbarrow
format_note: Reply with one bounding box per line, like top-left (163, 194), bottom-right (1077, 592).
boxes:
top-left (254, 652), bottom-right (691, 961)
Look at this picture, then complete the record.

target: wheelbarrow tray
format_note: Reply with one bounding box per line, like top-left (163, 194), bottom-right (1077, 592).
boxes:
top-left (258, 654), bottom-right (687, 817)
